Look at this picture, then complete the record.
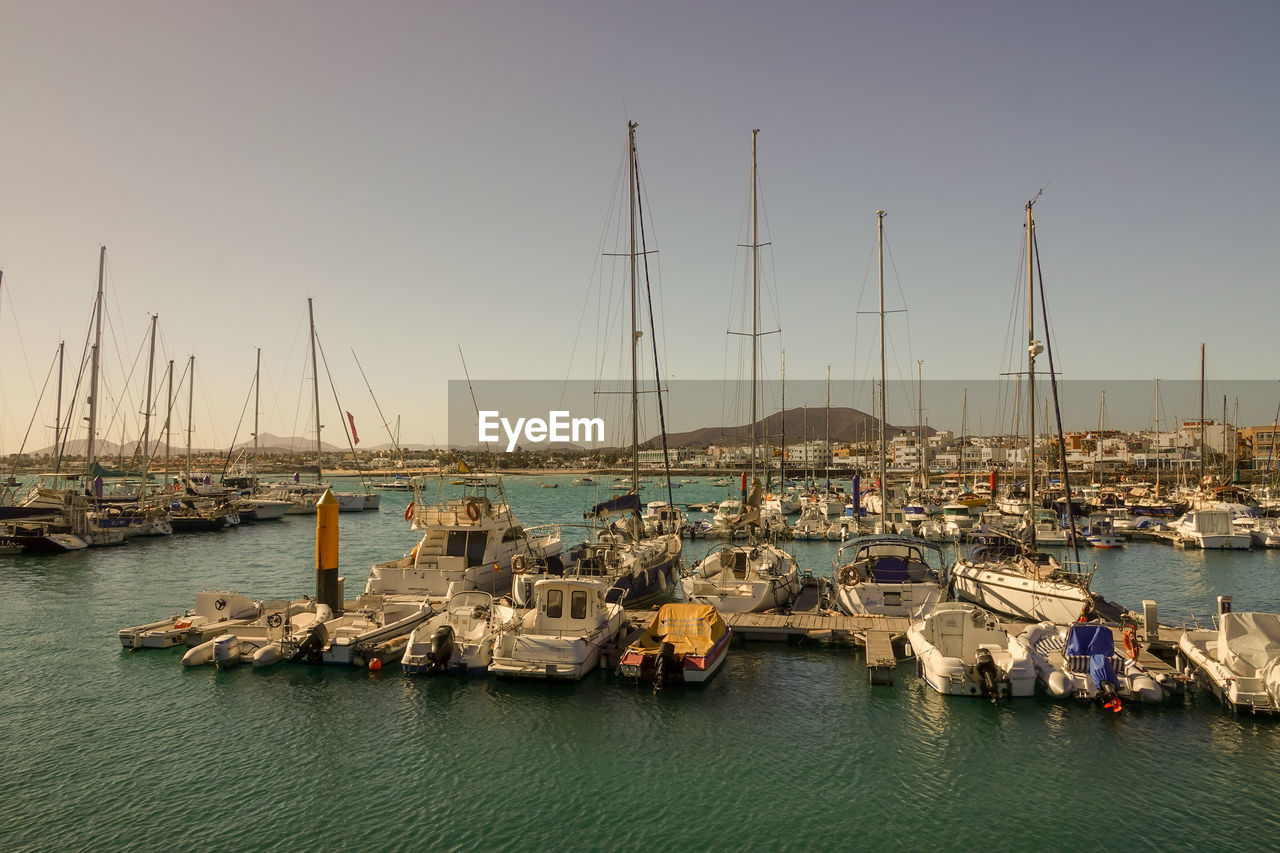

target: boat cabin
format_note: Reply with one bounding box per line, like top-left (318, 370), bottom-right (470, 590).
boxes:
top-left (530, 578), bottom-right (610, 632)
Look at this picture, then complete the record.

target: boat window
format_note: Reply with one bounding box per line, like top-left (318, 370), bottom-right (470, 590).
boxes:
top-left (501, 526), bottom-right (524, 543)
top-left (446, 530), bottom-right (469, 557)
top-left (546, 589), bottom-right (563, 618)
top-left (466, 531), bottom-right (488, 567)
top-left (571, 590), bottom-right (588, 619)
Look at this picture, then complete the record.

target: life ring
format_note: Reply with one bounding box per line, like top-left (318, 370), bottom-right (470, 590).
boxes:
top-left (404, 502), bottom-right (415, 521)
top-left (511, 554), bottom-right (527, 574)
top-left (1123, 624), bottom-right (1140, 661)
top-left (465, 501), bottom-right (481, 522)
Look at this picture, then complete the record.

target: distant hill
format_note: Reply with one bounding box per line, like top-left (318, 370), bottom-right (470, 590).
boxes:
top-left (647, 406), bottom-right (929, 449)
top-left (30, 433), bottom-right (348, 457)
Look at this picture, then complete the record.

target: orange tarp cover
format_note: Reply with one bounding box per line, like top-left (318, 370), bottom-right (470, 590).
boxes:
top-left (632, 603), bottom-right (727, 657)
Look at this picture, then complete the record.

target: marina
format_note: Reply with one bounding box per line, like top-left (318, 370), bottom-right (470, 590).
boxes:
top-left (6, 475), bottom-right (1280, 849)
top-left (4, 4), bottom-right (1279, 850)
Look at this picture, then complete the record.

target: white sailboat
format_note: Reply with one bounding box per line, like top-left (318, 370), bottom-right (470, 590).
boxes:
top-left (829, 210), bottom-right (945, 621)
top-left (948, 201), bottom-right (1116, 625)
top-left (263, 299), bottom-right (373, 513)
top-left (680, 130), bottom-right (800, 614)
top-left (511, 121), bottom-right (681, 611)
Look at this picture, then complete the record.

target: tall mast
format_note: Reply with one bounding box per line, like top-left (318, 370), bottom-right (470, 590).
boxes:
top-left (1154, 378), bottom-right (1161, 492)
top-left (876, 209), bottom-right (887, 530)
top-left (1097, 391), bottom-right (1105, 472)
top-left (824, 365), bottom-right (830, 493)
top-left (253, 347), bottom-right (262, 481)
top-left (780, 350), bottom-right (786, 486)
top-left (1026, 203), bottom-right (1038, 528)
top-left (185, 355), bottom-right (194, 482)
top-left (142, 315), bottom-right (157, 475)
top-left (960, 387), bottom-right (967, 485)
top-left (54, 342), bottom-right (65, 472)
top-left (917, 361), bottom-right (925, 490)
top-left (1199, 342), bottom-right (1206, 486)
top-left (138, 314), bottom-right (158, 496)
top-left (627, 121), bottom-right (640, 493)
top-left (86, 245), bottom-right (106, 474)
top-left (309, 297), bottom-right (322, 484)
top-left (749, 128), bottom-right (760, 486)
top-left (164, 359), bottom-right (173, 488)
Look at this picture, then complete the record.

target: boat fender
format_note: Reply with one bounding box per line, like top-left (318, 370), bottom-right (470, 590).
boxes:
top-left (466, 501), bottom-right (481, 522)
top-left (404, 502), bottom-right (415, 521)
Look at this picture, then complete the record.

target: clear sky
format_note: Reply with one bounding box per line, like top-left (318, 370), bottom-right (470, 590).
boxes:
top-left (2, 1), bottom-right (1278, 456)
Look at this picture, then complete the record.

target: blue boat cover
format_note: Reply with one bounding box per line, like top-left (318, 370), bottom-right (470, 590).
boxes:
top-left (584, 492), bottom-right (641, 519)
top-left (1067, 623), bottom-right (1118, 691)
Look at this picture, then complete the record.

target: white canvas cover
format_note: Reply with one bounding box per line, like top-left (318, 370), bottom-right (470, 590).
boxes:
top-left (1218, 611), bottom-right (1280, 675)
top-left (1196, 511), bottom-right (1232, 537)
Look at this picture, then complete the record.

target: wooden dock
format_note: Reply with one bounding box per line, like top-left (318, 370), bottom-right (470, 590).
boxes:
top-left (621, 602), bottom-right (1190, 694)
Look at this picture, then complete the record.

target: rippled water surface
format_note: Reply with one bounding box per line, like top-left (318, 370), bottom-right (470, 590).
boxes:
top-left (3, 476), bottom-right (1279, 851)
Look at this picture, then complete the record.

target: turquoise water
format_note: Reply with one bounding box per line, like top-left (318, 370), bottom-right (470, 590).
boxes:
top-left (3, 476), bottom-right (1280, 852)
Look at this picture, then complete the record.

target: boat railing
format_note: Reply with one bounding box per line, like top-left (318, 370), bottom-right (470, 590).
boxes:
top-left (1054, 559), bottom-right (1098, 588)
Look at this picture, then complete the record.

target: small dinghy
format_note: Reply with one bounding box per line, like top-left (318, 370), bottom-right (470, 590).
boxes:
top-left (906, 601), bottom-right (1035, 703)
top-left (1018, 621), bottom-right (1163, 710)
top-left (119, 591), bottom-right (260, 649)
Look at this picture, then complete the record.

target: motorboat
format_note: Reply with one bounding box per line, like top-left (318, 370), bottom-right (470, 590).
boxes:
top-left (790, 503), bottom-right (830, 540)
top-left (181, 599), bottom-right (326, 668)
top-left (680, 540), bottom-right (801, 614)
top-left (906, 602), bottom-right (1035, 702)
top-left (119, 591), bottom-right (260, 649)
top-left (829, 535), bottom-right (944, 619)
top-left (1179, 608), bottom-right (1280, 714)
top-left (1083, 512), bottom-right (1125, 548)
top-left (299, 593), bottom-right (434, 667)
top-left (402, 590), bottom-right (520, 675)
top-left (489, 577), bottom-right (624, 681)
top-left (365, 489), bottom-right (562, 602)
top-left (619, 603), bottom-right (730, 686)
top-left (1168, 509), bottom-right (1251, 550)
top-left (1017, 621), bottom-right (1163, 709)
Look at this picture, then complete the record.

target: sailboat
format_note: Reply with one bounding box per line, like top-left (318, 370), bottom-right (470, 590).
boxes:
top-left (829, 211), bottom-right (945, 621)
top-left (228, 349), bottom-right (291, 521)
top-left (511, 121), bottom-right (682, 612)
top-left (679, 130), bottom-right (801, 614)
top-left (19, 246), bottom-right (127, 548)
top-left (263, 299), bottom-right (372, 513)
top-left (948, 201), bottom-right (1120, 624)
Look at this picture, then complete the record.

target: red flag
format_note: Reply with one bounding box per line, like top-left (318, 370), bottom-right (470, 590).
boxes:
top-left (346, 411), bottom-right (359, 445)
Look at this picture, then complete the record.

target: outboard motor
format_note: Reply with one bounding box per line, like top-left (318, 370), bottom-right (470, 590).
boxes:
top-left (657, 641), bottom-right (680, 685)
top-left (291, 622), bottom-right (329, 665)
top-left (426, 625), bottom-right (455, 675)
top-left (974, 646), bottom-right (1001, 705)
top-left (1097, 682), bottom-right (1123, 713)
